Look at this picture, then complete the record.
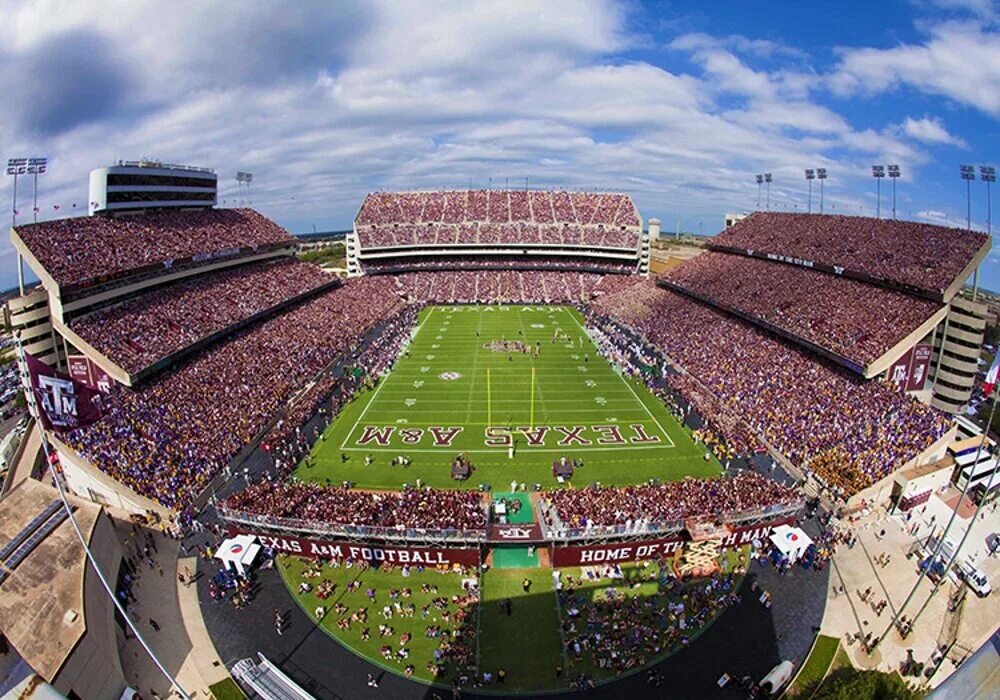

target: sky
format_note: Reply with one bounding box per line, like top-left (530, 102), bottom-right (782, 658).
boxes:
top-left (0, 0), bottom-right (998, 290)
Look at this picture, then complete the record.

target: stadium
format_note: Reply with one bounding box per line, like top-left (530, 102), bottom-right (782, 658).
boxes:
top-left (2, 153), bottom-right (997, 700)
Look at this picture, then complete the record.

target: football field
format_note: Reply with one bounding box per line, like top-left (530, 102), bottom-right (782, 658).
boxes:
top-left (300, 305), bottom-right (719, 489)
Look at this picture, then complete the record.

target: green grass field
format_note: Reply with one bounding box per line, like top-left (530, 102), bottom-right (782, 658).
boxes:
top-left (298, 305), bottom-right (719, 490)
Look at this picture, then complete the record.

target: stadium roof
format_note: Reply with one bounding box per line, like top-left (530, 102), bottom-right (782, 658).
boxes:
top-left (11, 208), bottom-right (295, 292)
top-left (709, 212), bottom-right (991, 301)
top-left (0, 480), bottom-right (100, 682)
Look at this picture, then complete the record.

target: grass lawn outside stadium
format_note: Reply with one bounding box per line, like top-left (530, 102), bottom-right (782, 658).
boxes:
top-left (298, 305), bottom-right (721, 490)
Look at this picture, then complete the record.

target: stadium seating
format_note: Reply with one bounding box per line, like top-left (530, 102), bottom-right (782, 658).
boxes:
top-left (65, 276), bottom-right (405, 510)
top-left (71, 258), bottom-right (333, 374)
top-left (361, 257), bottom-right (635, 274)
top-left (710, 212), bottom-right (988, 295)
top-left (542, 471), bottom-right (798, 531)
top-left (14, 208), bottom-right (294, 288)
top-left (660, 251), bottom-right (941, 366)
top-left (222, 482), bottom-right (487, 534)
top-left (588, 281), bottom-right (951, 496)
top-left (353, 190), bottom-right (641, 252)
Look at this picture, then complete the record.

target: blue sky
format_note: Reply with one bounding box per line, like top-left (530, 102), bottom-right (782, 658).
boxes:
top-left (0, 0), bottom-right (997, 289)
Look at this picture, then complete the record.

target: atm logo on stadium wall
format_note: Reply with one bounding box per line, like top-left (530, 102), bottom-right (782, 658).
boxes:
top-left (25, 353), bottom-right (105, 432)
top-left (355, 424), bottom-right (661, 448)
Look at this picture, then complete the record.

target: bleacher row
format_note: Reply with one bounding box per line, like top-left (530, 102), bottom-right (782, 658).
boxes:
top-left (15, 208), bottom-right (293, 288)
top-left (71, 258), bottom-right (334, 374)
top-left (712, 212), bottom-right (988, 296)
top-left (587, 279), bottom-right (951, 497)
top-left (356, 190), bottom-right (640, 227)
top-left (361, 257), bottom-right (636, 274)
top-left (356, 222), bottom-right (640, 251)
top-left (660, 251), bottom-right (941, 367)
top-left (391, 270), bottom-right (626, 304)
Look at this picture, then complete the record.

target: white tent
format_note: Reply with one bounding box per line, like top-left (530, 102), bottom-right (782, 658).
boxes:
top-left (769, 524), bottom-right (813, 564)
top-left (215, 534), bottom-right (261, 576)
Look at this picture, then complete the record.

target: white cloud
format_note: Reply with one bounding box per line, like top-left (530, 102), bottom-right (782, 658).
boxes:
top-left (0, 0), bottom-right (989, 290)
top-left (901, 116), bottom-right (967, 146)
top-left (829, 22), bottom-right (1000, 116)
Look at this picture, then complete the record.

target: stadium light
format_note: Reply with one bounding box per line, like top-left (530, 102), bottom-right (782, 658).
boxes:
top-left (804, 169), bottom-right (815, 214)
top-left (27, 157), bottom-right (47, 224)
top-left (871, 165), bottom-right (885, 219)
top-left (235, 171), bottom-right (254, 206)
top-left (817, 168), bottom-right (827, 214)
top-left (764, 173), bottom-right (772, 211)
top-left (981, 165), bottom-right (995, 235)
top-left (960, 164), bottom-right (975, 230)
top-left (887, 165), bottom-right (900, 220)
top-left (755, 174), bottom-right (763, 210)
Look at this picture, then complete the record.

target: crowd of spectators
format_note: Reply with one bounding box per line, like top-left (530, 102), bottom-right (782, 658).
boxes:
top-left (710, 212), bottom-right (988, 295)
top-left (661, 251), bottom-right (941, 366)
top-left (65, 276), bottom-right (404, 510)
top-left (16, 208), bottom-right (294, 287)
top-left (393, 270), bottom-right (624, 304)
top-left (361, 257), bottom-right (635, 274)
top-left (356, 222), bottom-right (639, 251)
top-left (542, 472), bottom-right (798, 531)
top-left (356, 190), bottom-right (640, 227)
top-left (264, 306), bottom-right (420, 468)
top-left (588, 281), bottom-right (951, 494)
top-left (71, 258), bottom-right (333, 374)
top-left (559, 561), bottom-right (743, 677)
top-left (223, 481), bottom-right (487, 533)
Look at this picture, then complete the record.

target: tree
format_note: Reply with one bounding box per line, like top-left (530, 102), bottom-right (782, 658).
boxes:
top-left (810, 667), bottom-right (924, 700)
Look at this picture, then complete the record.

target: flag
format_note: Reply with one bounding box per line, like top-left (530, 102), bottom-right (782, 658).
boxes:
top-left (984, 354), bottom-right (1000, 397)
top-left (24, 352), bottom-right (105, 432)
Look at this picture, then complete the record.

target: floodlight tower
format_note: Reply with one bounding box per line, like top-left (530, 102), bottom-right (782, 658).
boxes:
top-left (871, 165), bottom-right (885, 218)
top-left (981, 165), bottom-right (995, 235)
top-left (244, 172), bottom-right (253, 205)
top-left (960, 164), bottom-right (975, 230)
top-left (804, 169), bottom-right (815, 214)
top-left (755, 174), bottom-right (763, 209)
top-left (887, 164), bottom-right (900, 220)
top-left (817, 168), bottom-right (827, 214)
top-left (764, 173), bottom-right (772, 211)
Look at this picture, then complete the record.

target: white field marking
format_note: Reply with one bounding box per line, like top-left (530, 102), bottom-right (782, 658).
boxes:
top-left (340, 307), bottom-right (434, 448)
top-left (339, 444), bottom-right (675, 454)
top-left (464, 306), bottom-right (487, 422)
top-left (565, 309), bottom-right (676, 448)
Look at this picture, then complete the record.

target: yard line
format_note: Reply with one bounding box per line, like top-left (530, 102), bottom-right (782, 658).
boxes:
top-left (565, 309), bottom-right (675, 447)
top-left (465, 307), bottom-right (486, 422)
top-left (340, 307), bottom-right (433, 449)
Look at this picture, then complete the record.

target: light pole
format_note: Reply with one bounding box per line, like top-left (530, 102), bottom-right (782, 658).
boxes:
top-left (871, 165), bottom-right (885, 219)
top-left (7, 158), bottom-right (29, 294)
top-left (804, 169), bottom-right (815, 214)
top-left (235, 171), bottom-right (254, 206)
top-left (981, 165), bottom-right (995, 235)
top-left (27, 157), bottom-right (47, 224)
top-left (817, 168), bottom-right (827, 214)
top-left (961, 164), bottom-right (975, 230)
top-left (764, 173), bottom-right (772, 211)
top-left (887, 164), bottom-right (900, 220)
top-left (755, 174), bottom-right (763, 210)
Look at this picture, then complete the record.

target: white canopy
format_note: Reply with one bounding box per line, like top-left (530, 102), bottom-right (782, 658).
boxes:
top-left (215, 534), bottom-right (261, 576)
top-left (769, 525), bottom-right (813, 564)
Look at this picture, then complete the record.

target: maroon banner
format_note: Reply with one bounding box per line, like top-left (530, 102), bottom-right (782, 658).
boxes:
top-left (487, 523), bottom-right (544, 543)
top-left (550, 517), bottom-right (795, 567)
top-left (227, 527), bottom-right (481, 567)
top-left (905, 344), bottom-right (932, 392)
top-left (888, 347), bottom-right (913, 390)
top-left (68, 355), bottom-right (114, 394)
top-left (25, 353), bottom-right (105, 432)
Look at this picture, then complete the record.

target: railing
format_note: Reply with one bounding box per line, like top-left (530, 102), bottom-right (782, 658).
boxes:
top-left (217, 506), bottom-right (488, 544)
top-left (538, 499), bottom-right (804, 542)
